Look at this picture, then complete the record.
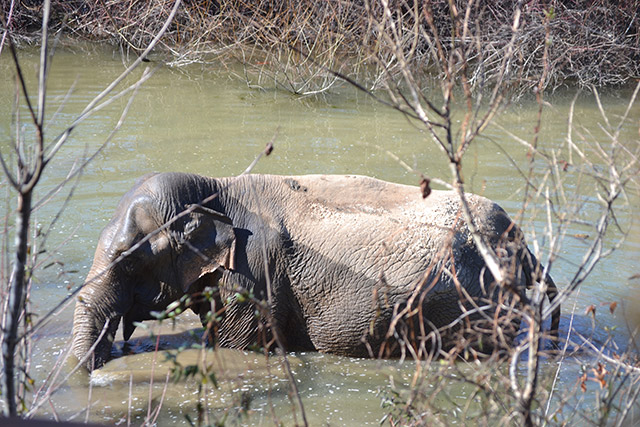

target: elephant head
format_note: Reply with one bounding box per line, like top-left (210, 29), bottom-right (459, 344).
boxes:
top-left (72, 174), bottom-right (236, 370)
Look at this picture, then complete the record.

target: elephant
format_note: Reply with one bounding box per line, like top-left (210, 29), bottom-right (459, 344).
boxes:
top-left (72, 172), bottom-right (560, 370)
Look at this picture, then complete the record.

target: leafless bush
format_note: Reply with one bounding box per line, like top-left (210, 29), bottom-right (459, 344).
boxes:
top-left (2, 1), bottom-right (638, 91)
top-left (339, 1), bottom-right (640, 425)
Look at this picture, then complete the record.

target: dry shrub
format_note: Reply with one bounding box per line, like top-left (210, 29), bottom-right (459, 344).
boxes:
top-left (2, 0), bottom-right (638, 90)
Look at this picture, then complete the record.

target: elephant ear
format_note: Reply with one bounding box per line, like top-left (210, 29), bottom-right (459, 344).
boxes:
top-left (176, 205), bottom-right (236, 292)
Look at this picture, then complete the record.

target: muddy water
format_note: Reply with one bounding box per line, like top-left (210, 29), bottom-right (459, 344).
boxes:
top-left (1, 45), bottom-right (638, 424)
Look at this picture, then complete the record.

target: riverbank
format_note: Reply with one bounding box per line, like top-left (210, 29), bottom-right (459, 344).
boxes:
top-left (2, 0), bottom-right (639, 90)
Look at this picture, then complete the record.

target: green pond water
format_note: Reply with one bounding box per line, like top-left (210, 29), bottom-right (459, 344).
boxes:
top-left (0, 44), bottom-right (638, 425)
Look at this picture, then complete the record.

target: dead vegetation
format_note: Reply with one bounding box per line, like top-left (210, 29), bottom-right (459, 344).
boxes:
top-left (2, 0), bottom-right (639, 90)
top-left (2, 0), bottom-right (640, 425)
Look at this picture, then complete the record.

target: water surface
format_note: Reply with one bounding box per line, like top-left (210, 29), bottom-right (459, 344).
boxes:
top-left (1, 44), bottom-right (638, 424)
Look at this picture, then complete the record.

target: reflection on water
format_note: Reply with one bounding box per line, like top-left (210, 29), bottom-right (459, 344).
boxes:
top-left (1, 45), bottom-right (638, 424)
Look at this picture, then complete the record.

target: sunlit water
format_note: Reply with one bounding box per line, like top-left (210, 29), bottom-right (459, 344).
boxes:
top-left (1, 44), bottom-right (638, 424)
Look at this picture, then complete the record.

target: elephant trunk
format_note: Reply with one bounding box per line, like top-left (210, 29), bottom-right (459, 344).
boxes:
top-left (72, 266), bottom-right (129, 371)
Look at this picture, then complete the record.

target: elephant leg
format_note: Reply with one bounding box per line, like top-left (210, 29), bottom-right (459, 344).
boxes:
top-left (210, 270), bottom-right (266, 350)
top-left (275, 299), bottom-right (315, 352)
top-left (189, 290), bottom-right (262, 349)
top-left (185, 270), bottom-right (262, 349)
top-left (217, 300), bottom-right (263, 349)
top-left (189, 270), bottom-right (315, 352)
top-left (187, 272), bottom-right (225, 345)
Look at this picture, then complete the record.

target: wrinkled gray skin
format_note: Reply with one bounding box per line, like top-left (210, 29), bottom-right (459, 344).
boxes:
top-left (73, 173), bottom-right (559, 370)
